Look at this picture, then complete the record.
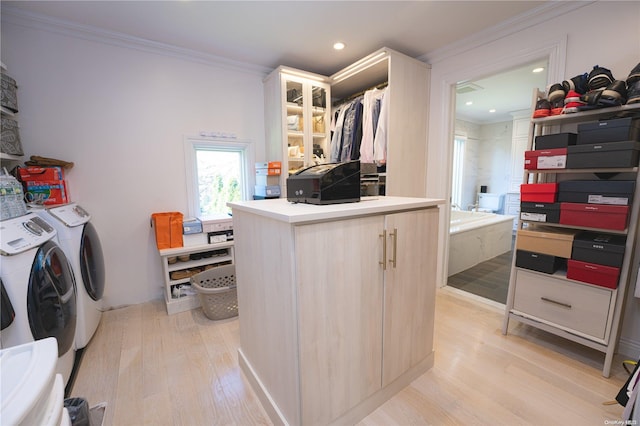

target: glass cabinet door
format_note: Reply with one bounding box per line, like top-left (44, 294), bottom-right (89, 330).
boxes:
top-left (282, 75), bottom-right (330, 177)
top-left (285, 79), bottom-right (306, 175)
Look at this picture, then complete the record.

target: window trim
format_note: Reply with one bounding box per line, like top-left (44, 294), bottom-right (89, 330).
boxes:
top-left (183, 136), bottom-right (253, 218)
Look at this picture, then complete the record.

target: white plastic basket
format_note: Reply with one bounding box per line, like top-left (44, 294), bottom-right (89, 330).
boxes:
top-left (190, 264), bottom-right (238, 320)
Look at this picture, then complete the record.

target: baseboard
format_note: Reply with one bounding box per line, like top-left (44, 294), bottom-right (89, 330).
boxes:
top-left (239, 347), bottom-right (435, 425)
top-left (330, 351), bottom-right (435, 426)
top-left (237, 348), bottom-right (289, 426)
top-left (618, 337), bottom-right (640, 360)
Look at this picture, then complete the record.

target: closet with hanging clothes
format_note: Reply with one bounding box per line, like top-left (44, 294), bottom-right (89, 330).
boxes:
top-left (263, 47), bottom-right (430, 198)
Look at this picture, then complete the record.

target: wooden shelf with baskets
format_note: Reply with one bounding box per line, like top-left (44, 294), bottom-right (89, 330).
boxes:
top-left (158, 241), bottom-right (234, 315)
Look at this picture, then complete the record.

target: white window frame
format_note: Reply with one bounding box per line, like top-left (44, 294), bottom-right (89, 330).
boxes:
top-left (183, 136), bottom-right (253, 218)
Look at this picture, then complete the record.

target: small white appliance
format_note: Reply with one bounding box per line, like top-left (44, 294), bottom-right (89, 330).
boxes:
top-left (477, 193), bottom-right (504, 213)
top-left (0, 337), bottom-right (71, 426)
top-left (31, 203), bottom-right (105, 350)
top-left (0, 212), bottom-right (77, 385)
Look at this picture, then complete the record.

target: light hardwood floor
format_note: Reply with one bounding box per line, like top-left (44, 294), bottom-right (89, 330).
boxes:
top-left (72, 289), bottom-right (630, 425)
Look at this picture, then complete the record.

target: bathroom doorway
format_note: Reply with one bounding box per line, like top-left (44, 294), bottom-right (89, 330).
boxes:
top-left (446, 60), bottom-right (548, 304)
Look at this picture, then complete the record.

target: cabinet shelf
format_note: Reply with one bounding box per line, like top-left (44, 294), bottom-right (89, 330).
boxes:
top-left (526, 167), bottom-right (638, 175)
top-left (520, 220), bottom-right (629, 235)
top-left (532, 103), bottom-right (640, 126)
top-left (513, 266), bottom-right (618, 293)
top-left (503, 95), bottom-right (639, 377)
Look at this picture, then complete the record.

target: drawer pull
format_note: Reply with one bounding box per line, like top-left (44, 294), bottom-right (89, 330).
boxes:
top-left (541, 297), bottom-right (572, 309)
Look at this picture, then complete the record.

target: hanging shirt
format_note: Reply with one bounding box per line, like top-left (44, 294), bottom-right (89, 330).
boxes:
top-left (330, 105), bottom-right (348, 162)
top-left (360, 88), bottom-right (386, 163)
top-left (373, 87), bottom-right (389, 165)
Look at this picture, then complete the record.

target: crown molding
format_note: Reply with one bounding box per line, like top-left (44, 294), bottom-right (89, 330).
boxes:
top-left (1, 6), bottom-right (273, 77)
top-left (419, 1), bottom-right (593, 65)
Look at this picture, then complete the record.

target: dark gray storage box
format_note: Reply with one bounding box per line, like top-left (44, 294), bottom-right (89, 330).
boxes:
top-left (515, 249), bottom-right (564, 274)
top-left (0, 73), bottom-right (18, 113)
top-left (566, 141), bottom-right (640, 169)
top-left (535, 133), bottom-right (577, 149)
top-left (577, 117), bottom-right (640, 145)
top-left (557, 180), bottom-right (635, 205)
top-left (520, 202), bottom-right (560, 223)
top-left (571, 231), bottom-right (626, 268)
top-left (0, 116), bottom-right (23, 156)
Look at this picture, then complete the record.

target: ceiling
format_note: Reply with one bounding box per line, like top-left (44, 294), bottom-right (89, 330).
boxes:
top-left (2, 0), bottom-right (552, 122)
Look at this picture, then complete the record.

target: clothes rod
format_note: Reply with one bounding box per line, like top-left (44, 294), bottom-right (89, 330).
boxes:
top-left (332, 81), bottom-right (388, 107)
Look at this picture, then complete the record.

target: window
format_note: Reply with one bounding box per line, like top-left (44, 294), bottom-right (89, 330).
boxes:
top-left (451, 136), bottom-right (466, 209)
top-left (184, 137), bottom-right (252, 217)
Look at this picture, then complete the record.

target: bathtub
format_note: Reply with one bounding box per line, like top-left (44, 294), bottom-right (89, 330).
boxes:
top-left (448, 210), bottom-right (516, 276)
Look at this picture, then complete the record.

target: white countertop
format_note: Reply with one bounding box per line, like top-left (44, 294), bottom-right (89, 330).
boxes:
top-left (228, 196), bottom-right (444, 224)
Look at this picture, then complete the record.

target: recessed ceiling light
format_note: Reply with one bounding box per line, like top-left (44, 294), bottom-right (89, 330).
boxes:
top-left (533, 67), bottom-right (545, 73)
top-left (489, 109), bottom-right (496, 113)
top-left (333, 42), bottom-right (345, 50)
top-left (465, 101), bottom-right (473, 106)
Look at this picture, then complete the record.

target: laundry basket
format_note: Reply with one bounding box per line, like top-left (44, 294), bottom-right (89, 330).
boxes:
top-left (190, 264), bottom-right (238, 320)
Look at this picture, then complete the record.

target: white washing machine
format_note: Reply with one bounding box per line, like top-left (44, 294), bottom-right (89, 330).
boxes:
top-left (0, 337), bottom-right (71, 426)
top-left (31, 203), bottom-right (105, 350)
top-left (0, 212), bottom-right (77, 386)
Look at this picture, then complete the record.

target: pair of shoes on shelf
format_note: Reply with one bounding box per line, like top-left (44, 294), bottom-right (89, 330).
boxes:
top-left (578, 80), bottom-right (628, 111)
top-left (627, 62), bottom-right (640, 104)
top-left (533, 98), bottom-right (551, 118)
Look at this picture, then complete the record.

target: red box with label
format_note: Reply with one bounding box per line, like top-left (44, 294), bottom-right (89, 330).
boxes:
top-left (24, 180), bottom-right (70, 205)
top-left (524, 148), bottom-right (567, 170)
top-left (559, 202), bottom-right (629, 230)
top-left (520, 183), bottom-right (558, 203)
top-left (18, 166), bottom-right (64, 182)
top-left (567, 259), bottom-right (620, 289)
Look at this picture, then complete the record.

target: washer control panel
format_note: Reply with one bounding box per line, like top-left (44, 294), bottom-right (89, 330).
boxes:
top-left (0, 213), bottom-right (57, 255)
top-left (48, 202), bottom-right (90, 227)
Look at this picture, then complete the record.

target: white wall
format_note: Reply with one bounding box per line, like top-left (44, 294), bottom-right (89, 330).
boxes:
top-left (427, 1), bottom-right (640, 357)
top-left (477, 121), bottom-right (512, 200)
top-left (1, 19), bottom-right (266, 308)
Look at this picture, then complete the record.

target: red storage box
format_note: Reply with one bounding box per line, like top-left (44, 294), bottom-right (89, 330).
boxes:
top-left (24, 180), bottom-right (69, 205)
top-left (521, 183), bottom-right (558, 203)
top-left (559, 202), bottom-right (629, 230)
top-left (524, 148), bottom-right (567, 170)
top-left (567, 259), bottom-right (620, 289)
top-left (18, 166), bottom-right (64, 182)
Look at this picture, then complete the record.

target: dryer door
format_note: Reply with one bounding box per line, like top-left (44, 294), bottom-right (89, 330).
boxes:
top-left (27, 241), bottom-right (77, 355)
top-left (1, 278), bottom-right (15, 330)
top-left (80, 222), bottom-right (105, 301)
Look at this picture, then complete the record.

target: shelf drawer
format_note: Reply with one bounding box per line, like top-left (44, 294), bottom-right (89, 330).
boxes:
top-left (513, 269), bottom-right (613, 339)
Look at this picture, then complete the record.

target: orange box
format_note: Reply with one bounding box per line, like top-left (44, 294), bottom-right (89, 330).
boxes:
top-left (256, 167), bottom-right (281, 176)
top-left (24, 180), bottom-right (70, 205)
top-left (151, 212), bottom-right (184, 249)
top-left (268, 161), bottom-right (282, 168)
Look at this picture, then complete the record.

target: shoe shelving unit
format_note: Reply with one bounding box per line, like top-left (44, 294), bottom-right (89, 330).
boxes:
top-left (502, 89), bottom-right (640, 377)
top-left (159, 241), bottom-right (234, 315)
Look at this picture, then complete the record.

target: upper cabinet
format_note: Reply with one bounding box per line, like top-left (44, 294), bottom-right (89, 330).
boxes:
top-left (264, 67), bottom-right (331, 190)
top-left (264, 48), bottom-right (431, 197)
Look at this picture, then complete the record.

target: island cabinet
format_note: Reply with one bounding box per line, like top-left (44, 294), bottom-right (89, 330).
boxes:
top-left (228, 196), bottom-right (443, 425)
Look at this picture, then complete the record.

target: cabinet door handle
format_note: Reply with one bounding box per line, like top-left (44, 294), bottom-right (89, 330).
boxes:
top-left (379, 230), bottom-right (387, 270)
top-left (389, 228), bottom-right (398, 268)
top-left (540, 297), bottom-right (572, 309)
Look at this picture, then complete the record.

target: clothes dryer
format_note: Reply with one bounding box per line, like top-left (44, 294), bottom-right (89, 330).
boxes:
top-left (0, 212), bottom-right (77, 386)
top-left (31, 203), bottom-right (105, 349)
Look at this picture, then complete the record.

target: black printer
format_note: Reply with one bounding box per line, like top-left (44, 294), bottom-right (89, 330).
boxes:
top-left (287, 161), bottom-right (361, 205)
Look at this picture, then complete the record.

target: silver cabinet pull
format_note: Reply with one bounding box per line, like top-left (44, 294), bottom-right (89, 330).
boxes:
top-left (540, 297), bottom-right (572, 309)
top-left (389, 228), bottom-right (398, 268)
top-left (379, 230), bottom-right (387, 270)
